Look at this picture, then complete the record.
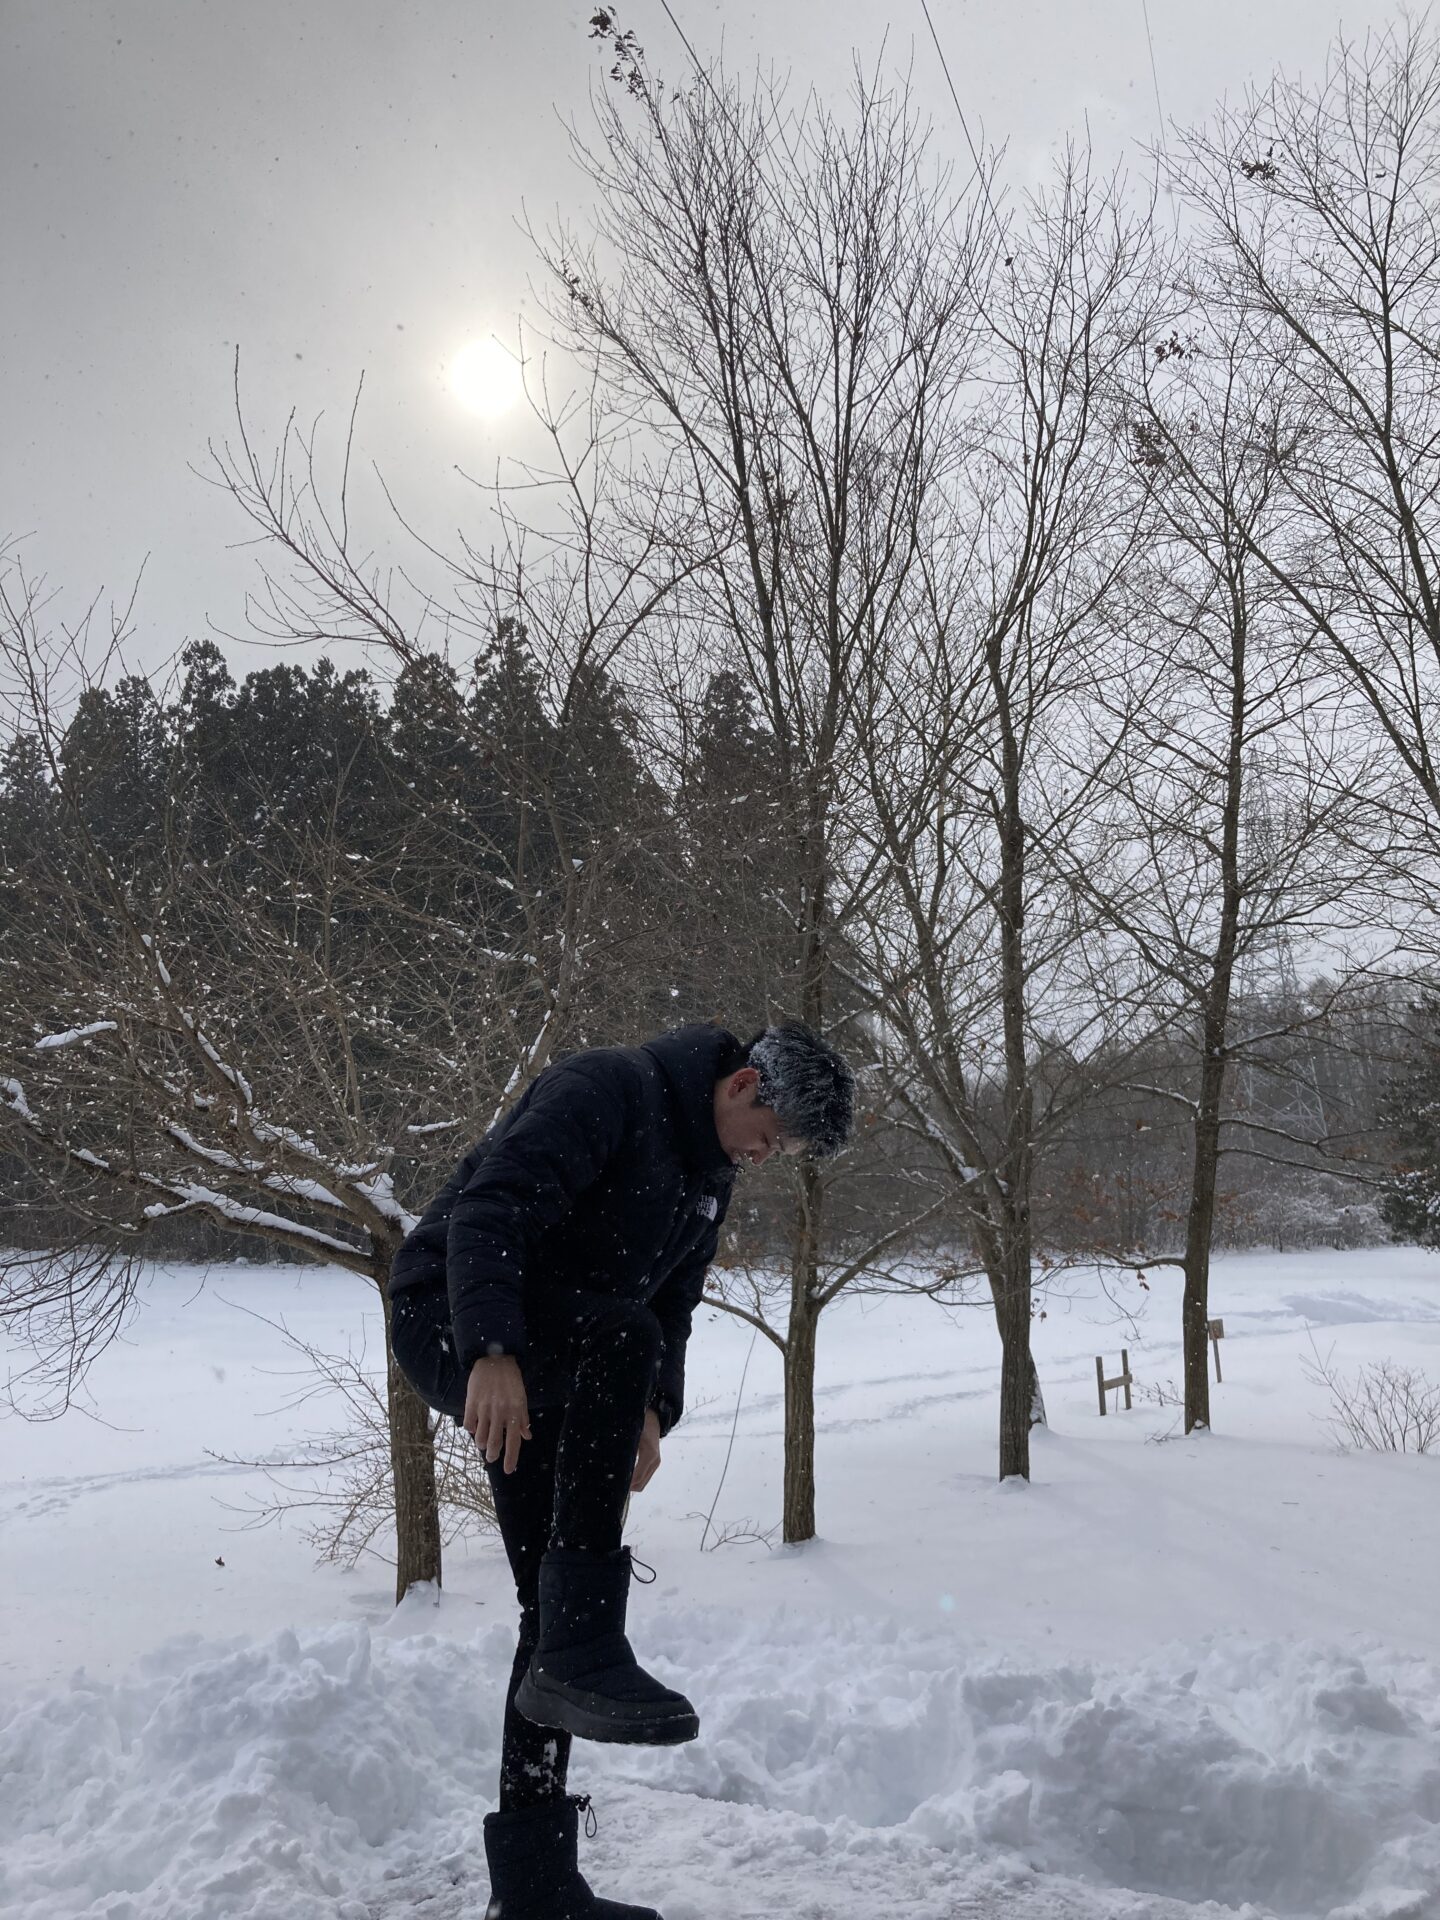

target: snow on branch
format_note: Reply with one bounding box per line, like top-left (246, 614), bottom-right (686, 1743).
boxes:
top-left (163, 1122), bottom-right (261, 1177)
top-left (243, 1112), bottom-right (382, 1184)
top-left (194, 1029), bottom-right (255, 1105)
top-left (138, 933), bottom-right (172, 988)
top-left (489, 1002), bottom-right (561, 1132)
top-left (19, 915), bottom-right (425, 1255)
top-left (134, 932), bottom-right (399, 1220)
top-left (1119, 1082), bottom-right (1201, 1114)
top-left (2, 1072), bottom-right (372, 1274)
top-left (900, 1104), bottom-right (982, 1184)
top-left (138, 1180), bottom-right (363, 1261)
top-left (249, 1114), bottom-right (328, 1162)
top-left (163, 1123), bottom-right (353, 1214)
top-left (33, 1021), bottom-right (119, 1051)
top-left (140, 931), bottom-right (255, 1106)
top-left (352, 1170), bottom-right (419, 1235)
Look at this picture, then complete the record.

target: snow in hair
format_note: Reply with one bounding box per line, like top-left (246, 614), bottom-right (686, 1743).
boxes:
top-left (748, 1021), bottom-right (855, 1158)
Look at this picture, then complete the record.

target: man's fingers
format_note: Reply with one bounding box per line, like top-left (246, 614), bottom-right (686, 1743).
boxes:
top-left (464, 1359), bottom-right (526, 1461)
top-left (472, 1400), bottom-right (530, 1471)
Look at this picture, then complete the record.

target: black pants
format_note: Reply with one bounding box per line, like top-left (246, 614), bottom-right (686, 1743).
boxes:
top-left (390, 1281), bottom-right (663, 1807)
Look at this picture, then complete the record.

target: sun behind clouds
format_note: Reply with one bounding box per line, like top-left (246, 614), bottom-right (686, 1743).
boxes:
top-left (446, 336), bottom-right (523, 417)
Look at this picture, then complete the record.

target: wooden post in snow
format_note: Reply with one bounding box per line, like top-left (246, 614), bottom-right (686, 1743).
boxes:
top-left (1208, 1317), bottom-right (1225, 1383)
top-left (1095, 1349), bottom-right (1134, 1415)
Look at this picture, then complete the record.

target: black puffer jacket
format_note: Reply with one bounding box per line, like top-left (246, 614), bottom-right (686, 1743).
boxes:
top-left (389, 1025), bottom-right (739, 1435)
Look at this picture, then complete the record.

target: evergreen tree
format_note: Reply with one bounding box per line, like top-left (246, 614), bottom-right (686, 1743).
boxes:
top-left (674, 667), bottom-right (793, 1017)
top-left (0, 730), bottom-right (58, 876)
top-left (172, 639), bottom-right (241, 865)
top-left (1381, 999), bottom-right (1440, 1248)
top-left (58, 675), bottom-right (169, 881)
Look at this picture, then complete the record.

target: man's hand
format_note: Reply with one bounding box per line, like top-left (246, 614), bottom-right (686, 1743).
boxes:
top-left (464, 1354), bottom-right (531, 1474)
top-left (631, 1407), bottom-right (662, 1493)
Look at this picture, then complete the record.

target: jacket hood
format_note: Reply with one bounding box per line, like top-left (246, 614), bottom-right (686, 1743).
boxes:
top-left (641, 1023), bottom-right (741, 1173)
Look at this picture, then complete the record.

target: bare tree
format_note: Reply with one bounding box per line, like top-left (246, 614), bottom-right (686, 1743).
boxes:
top-left (0, 501), bottom-right (664, 1598)
top-left (847, 147), bottom-right (1159, 1480)
top-left (1077, 311), bottom-right (1390, 1432)
top-left (1172, 21), bottom-right (1440, 906)
top-left (528, 54), bottom-right (982, 1536)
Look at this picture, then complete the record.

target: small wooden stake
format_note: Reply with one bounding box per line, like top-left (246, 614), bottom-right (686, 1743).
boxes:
top-left (1096, 1350), bottom-right (1135, 1415)
top-left (1208, 1317), bottom-right (1225, 1384)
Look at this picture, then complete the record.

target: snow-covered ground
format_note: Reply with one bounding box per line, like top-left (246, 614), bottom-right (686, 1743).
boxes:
top-left (2, 1247), bottom-right (1438, 1920)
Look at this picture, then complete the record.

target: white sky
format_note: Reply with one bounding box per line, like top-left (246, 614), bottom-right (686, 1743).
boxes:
top-left (1, 0), bottom-right (1412, 677)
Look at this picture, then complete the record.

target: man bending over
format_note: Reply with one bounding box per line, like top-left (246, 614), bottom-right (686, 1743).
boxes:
top-left (389, 1018), bottom-right (855, 1920)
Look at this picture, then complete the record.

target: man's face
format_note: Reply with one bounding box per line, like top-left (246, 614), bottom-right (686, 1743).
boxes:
top-left (713, 1067), bottom-right (808, 1168)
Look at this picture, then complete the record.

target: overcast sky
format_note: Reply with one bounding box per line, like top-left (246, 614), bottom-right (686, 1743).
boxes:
top-left (1, 0), bottom-right (1413, 679)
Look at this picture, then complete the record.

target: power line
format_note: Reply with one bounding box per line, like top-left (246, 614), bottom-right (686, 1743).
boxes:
top-left (917, 0), bottom-right (1005, 238)
top-left (659, 0), bottom-right (1005, 247)
top-left (657, 0), bottom-right (715, 103)
top-left (651, 0), bottom-right (795, 235)
top-left (918, 0), bottom-right (986, 186)
top-left (1140, 0), bottom-right (1166, 148)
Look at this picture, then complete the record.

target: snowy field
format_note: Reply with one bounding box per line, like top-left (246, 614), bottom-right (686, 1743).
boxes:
top-left (2, 1247), bottom-right (1438, 1920)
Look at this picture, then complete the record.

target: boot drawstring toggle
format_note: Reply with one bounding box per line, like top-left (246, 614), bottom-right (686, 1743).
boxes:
top-left (629, 1552), bottom-right (657, 1585)
top-left (569, 1792), bottom-right (599, 1838)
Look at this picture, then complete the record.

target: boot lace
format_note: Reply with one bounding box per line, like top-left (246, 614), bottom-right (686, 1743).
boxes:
top-left (569, 1792), bottom-right (599, 1838)
top-left (629, 1551), bottom-right (657, 1585)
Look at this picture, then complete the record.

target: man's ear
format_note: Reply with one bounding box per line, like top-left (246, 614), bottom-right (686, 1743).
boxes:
top-left (727, 1066), bottom-right (761, 1101)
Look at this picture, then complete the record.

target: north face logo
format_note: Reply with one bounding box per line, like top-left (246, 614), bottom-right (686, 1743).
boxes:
top-left (697, 1194), bottom-right (718, 1220)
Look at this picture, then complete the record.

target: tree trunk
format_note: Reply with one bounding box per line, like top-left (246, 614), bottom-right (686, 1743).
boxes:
top-left (995, 702), bottom-right (1036, 1480)
top-left (980, 1246), bottom-right (1045, 1440)
top-left (782, 1161), bottom-right (823, 1543)
top-left (973, 594), bottom-right (1040, 1484)
top-left (995, 1225), bottom-right (1034, 1480)
top-left (1183, 604), bottom-right (1245, 1437)
top-left (782, 1293), bottom-right (819, 1543)
top-left (375, 1267), bottom-right (443, 1602)
top-left (1180, 1249), bottom-right (1212, 1434)
top-left (1182, 1041), bottom-right (1227, 1434)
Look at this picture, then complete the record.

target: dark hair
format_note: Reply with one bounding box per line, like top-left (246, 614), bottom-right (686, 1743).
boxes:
top-left (742, 1020), bottom-right (855, 1158)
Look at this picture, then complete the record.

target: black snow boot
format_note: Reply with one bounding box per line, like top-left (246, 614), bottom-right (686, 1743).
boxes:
top-left (514, 1547), bottom-right (699, 1746)
top-left (482, 1794), bottom-right (661, 1920)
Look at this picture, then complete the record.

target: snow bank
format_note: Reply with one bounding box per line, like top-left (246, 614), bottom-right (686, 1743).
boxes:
top-left (0, 1612), bottom-right (503, 1920)
top-left (5, 1252), bottom-right (1440, 1917)
top-left (2, 1602), bottom-right (1437, 1920)
top-left (628, 1608), bottom-right (1440, 1917)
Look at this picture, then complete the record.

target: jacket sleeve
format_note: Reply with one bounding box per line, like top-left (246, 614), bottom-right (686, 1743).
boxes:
top-left (445, 1059), bottom-right (631, 1375)
top-left (647, 1205), bottom-right (726, 1437)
